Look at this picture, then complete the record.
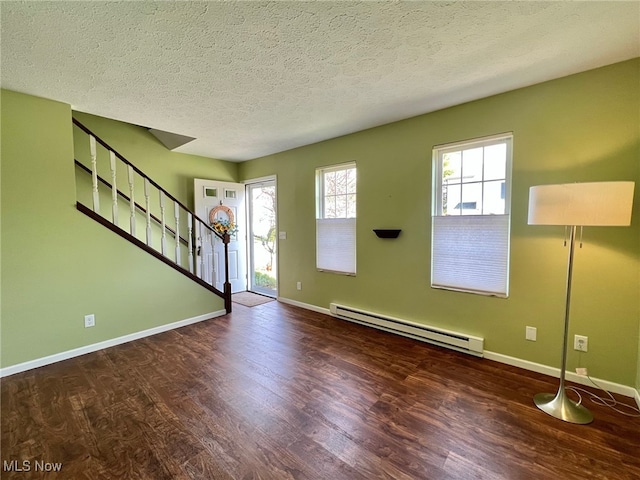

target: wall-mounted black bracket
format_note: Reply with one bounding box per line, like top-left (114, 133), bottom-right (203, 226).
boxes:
top-left (373, 229), bottom-right (401, 239)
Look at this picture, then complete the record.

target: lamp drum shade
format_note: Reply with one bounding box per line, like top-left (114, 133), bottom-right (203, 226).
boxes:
top-left (528, 181), bottom-right (635, 226)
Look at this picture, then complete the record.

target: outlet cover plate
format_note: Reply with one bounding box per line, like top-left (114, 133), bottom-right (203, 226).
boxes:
top-left (574, 334), bottom-right (588, 352)
top-left (84, 314), bottom-right (95, 328)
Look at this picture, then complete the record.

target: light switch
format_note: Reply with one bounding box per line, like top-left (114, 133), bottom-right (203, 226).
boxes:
top-left (526, 326), bottom-right (537, 341)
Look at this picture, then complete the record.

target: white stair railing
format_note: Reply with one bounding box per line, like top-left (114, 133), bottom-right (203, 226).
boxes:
top-left (73, 118), bottom-right (232, 312)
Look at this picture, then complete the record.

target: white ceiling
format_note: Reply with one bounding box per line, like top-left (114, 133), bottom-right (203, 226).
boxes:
top-left (2, 1), bottom-right (639, 161)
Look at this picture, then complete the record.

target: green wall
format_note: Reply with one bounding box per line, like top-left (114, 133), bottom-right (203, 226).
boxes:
top-left (71, 112), bottom-right (240, 260)
top-left (72, 111), bottom-right (239, 210)
top-left (2, 60), bottom-right (638, 388)
top-left (239, 59), bottom-right (640, 387)
top-left (0, 90), bottom-right (229, 368)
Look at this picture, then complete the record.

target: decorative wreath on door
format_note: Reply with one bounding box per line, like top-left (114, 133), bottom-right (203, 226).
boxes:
top-left (209, 205), bottom-right (238, 236)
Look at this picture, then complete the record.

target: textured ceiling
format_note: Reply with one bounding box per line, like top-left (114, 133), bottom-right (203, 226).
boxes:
top-left (2, 1), bottom-right (639, 161)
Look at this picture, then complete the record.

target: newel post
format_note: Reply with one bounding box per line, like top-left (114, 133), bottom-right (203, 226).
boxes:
top-left (223, 233), bottom-right (232, 313)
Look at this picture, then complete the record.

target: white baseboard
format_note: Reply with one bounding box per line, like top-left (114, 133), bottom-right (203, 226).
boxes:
top-left (484, 351), bottom-right (636, 398)
top-left (277, 296), bottom-right (331, 315)
top-left (277, 299), bottom-right (638, 400)
top-left (0, 309), bottom-right (226, 378)
top-left (7, 300), bottom-right (639, 407)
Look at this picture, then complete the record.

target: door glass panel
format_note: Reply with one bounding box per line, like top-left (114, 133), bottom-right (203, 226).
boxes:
top-left (248, 182), bottom-right (277, 297)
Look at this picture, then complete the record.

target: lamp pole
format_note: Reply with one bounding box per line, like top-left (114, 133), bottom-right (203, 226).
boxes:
top-left (533, 225), bottom-right (593, 424)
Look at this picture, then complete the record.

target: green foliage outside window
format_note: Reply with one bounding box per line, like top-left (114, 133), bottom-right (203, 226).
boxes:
top-left (254, 271), bottom-right (276, 289)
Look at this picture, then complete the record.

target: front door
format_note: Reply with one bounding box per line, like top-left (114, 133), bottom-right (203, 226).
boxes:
top-left (194, 179), bottom-right (247, 293)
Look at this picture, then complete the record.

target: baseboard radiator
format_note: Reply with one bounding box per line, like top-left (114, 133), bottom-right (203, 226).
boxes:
top-left (329, 303), bottom-right (484, 357)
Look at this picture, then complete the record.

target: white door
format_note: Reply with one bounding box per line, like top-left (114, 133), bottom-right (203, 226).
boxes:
top-left (194, 179), bottom-right (247, 293)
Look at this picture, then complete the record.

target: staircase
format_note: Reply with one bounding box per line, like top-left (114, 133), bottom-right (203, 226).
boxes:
top-left (73, 118), bottom-right (232, 313)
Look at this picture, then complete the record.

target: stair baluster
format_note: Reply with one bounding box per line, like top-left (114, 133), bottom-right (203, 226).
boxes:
top-left (187, 212), bottom-right (194, 274)
top-left (199, 222), bottom-right (206, 281)
top-left (127, 165), bottom-right (136, 236)
top-left (109, 151), bottom-right (118, 226)
top-left (90, 135), bottom-right (100, 213)
top-left (160, 191), bottom-right (167, 256)
top-left (73, 118), bottom-right (231, 312)
top-left (144, 178), bottom-right (152, 246)
top-left (174, 201), bottom-right (181, 265)
top-left (210, 228), bottom-right (216, 287)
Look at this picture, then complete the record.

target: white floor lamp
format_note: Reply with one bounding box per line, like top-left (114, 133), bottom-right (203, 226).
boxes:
top-left (527, 181), bottom-right (635, 424)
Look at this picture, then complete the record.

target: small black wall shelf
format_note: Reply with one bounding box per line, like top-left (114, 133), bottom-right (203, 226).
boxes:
top-left (373, 229), bottom-right (401, 239)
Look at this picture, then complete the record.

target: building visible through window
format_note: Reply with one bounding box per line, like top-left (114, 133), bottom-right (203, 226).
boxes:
top-left (432, 134), bottom-right (512, 296)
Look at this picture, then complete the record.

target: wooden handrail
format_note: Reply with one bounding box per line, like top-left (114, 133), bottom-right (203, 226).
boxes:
top-left (77, 202), bottom-right (225, 298)
top-left (73, 118), bottom-right (221, 239)
top-left (73, 118), bottom-right (232, 312)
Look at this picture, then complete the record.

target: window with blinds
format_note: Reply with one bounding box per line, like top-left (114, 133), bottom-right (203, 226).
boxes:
top-left (431, 134), bottom-right (512, 296)
top-left (316, 163), bottom-right (356, 275)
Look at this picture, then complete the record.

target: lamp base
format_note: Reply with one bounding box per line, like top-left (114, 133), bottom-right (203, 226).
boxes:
top-left (534, 390), bottom-right (593, 424)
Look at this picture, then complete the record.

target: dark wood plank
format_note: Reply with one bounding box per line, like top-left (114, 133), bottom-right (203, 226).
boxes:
top-left (2, 301), bottom-right (639, 479)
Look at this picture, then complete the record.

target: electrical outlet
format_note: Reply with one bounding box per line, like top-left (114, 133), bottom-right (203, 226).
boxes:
top-left (84, 314), bottom-right (95, 328)
top-left (525, 326), bottom-right (537, 341)
top-left (574, 335), bottom-right (588, 352)
top-left (296, 282), bottom-right (302, 291)
top-left (575, 367), bottom-right (588, 376)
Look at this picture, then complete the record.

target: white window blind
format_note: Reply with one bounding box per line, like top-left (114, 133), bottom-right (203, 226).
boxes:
top-left (431, 215), bottom-right (510, 296)
top-left (316, 218), bottom-right (356, 274)
top-left (316, 163), bottom-right (356, 275)
top-left (431, 134), bottom-right (512, 296)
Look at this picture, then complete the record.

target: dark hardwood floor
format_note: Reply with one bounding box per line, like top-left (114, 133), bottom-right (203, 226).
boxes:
top-left (2, 301), bottom-right (639, 479)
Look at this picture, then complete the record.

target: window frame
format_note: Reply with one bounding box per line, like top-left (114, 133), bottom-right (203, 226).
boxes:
top-left (433, 133), bottom-right (513, 217)
top-left (316, 162), bottom-right (357, 220)
top-left (431, 133), bottom-right (513, 297)
top-left (315, 162), bottom-right (357, 275)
